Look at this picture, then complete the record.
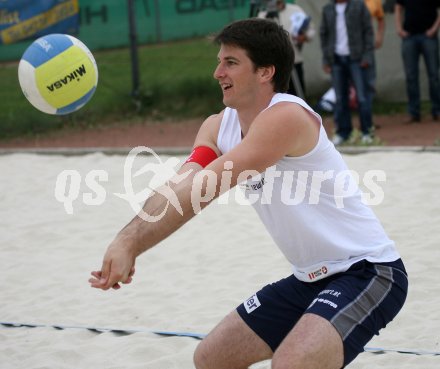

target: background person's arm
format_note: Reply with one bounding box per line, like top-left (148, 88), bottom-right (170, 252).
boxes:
top-left (394, 4), bottom-right (408, 38)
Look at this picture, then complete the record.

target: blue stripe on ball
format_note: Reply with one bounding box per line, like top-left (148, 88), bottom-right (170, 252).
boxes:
top-left (56, 86), bottom-right (97, 115)
top-left (21, 34), bottom-right (74, 68)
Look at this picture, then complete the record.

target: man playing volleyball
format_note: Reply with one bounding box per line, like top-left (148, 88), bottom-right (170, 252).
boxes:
top-left (89, 18), bottom-right (408, 369)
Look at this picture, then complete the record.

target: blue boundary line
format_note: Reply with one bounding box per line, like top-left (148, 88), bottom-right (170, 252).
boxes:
top-left (2, 321), bottom-right (440, 356)
top-left (0, 321), bottom-right (206, 339)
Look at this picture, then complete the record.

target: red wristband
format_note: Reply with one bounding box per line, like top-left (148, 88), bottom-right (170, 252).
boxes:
top-left (184, 146), bottom-right (218, 168)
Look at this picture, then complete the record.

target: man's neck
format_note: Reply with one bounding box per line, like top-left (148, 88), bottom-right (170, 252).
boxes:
top-left (237, 92), bottom-right (277, 136)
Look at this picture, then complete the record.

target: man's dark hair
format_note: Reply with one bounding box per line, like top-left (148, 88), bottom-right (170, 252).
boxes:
top-left (214, 18), bottom-right (295, 92)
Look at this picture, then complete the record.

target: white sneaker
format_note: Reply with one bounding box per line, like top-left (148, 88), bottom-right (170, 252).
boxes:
top-left (332, 134), bottom-right (345, 146)
top-left (361, 134), bottom-right (373, 144)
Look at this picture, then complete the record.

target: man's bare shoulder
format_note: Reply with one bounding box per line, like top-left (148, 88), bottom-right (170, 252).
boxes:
top-left (192, 110), bottom-right (225, 152)
top-left (203, 110), bottom-right (225, 126)
top-left (254, 101), bottom-right (320, 157)
top-left (199, 110), bottom-right (224, 137)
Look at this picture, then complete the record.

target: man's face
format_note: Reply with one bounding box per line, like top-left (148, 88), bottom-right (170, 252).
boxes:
top-left (213, 44), bottom-right (260, 109)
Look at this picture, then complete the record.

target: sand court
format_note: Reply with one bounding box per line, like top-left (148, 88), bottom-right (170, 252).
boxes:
top-left (0, 151), bottom-right (439, 368)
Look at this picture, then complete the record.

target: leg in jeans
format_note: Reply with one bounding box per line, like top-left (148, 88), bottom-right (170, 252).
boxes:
top-left (332, 55), bottom-right (352, 139)
top-left (363, 54), bottom-right (376, 108)
top-left (350, 61), bottom-right (373, 135)
top-left (402, 35), bottom-right (421, 119)
top-left (421, 35), bottom-right (440, 117)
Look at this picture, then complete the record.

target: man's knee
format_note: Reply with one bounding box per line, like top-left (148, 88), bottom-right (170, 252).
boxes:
top-left (271, 350), bottom-right (342, 369)
top-left (270, 314), bottom-right (344, 369)
top-left (193, 340), bottom-right (210, 369)
top-left (271, 348), bottom-right (309, 369)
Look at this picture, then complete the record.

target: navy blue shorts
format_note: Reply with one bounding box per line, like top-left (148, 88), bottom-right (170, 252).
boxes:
top-left (237, 259), bottom-right (408, 367)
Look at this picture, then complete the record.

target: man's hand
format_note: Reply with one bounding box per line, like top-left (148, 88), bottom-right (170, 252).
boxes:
top-left (397, 29), bottom-right (409, 38)
top-left (89, 243), bottom-right (136, 290)
top-left (293, 34), bottom-right (307, 46)
top-left (426, 27), bottom-right (437, 38)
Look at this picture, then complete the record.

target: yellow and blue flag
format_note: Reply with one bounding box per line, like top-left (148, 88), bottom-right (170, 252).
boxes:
top-left (0, 0), bottom-right (79, 45)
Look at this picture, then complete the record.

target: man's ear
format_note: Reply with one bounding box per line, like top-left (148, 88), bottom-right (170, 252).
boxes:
top-left (259, 65), bottom-right (276, 83)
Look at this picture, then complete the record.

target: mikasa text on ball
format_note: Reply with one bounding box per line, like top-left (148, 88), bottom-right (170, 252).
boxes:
top-left (18, 33), bottom-right (98, 115)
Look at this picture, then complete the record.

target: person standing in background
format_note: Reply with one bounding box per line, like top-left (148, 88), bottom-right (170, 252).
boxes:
top-left (320, 0), bottom-right (375, 145)
top-left (259, 0), bottom-right (315, 98)
top-left (395, 0), bottom-right (440, 123)
top-left (275, 0), bottom-right (315, 97)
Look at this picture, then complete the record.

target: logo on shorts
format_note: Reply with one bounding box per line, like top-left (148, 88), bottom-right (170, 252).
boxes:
top-left (244, 294), bottom-right (261, 314)
top-left (308, 297), bottom-right (338, 309)
top-left (308, 266), bottom-right (328, 281)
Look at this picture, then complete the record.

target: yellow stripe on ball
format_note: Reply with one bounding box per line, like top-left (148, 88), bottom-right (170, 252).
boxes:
top-left (35, 45), bottom-right (97, 109)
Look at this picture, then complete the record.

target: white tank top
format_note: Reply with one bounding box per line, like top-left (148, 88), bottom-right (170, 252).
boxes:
top-left (217, 93), bottom-right (400, 282)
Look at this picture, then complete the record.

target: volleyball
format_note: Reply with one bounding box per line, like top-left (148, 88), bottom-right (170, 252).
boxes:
top-left (18, 34), bottom-right (98, 115)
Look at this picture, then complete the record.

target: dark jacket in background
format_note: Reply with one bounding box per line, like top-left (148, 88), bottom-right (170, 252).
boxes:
top-left (320, 0), bottom-right (374, 66)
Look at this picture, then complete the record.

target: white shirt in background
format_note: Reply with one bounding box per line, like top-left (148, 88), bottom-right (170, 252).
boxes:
top-left (335, 3), bottom-right (350, 56)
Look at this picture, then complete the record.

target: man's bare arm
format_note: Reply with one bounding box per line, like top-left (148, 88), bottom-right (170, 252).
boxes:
top-left (89, 114), bottom-right (222, 290)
